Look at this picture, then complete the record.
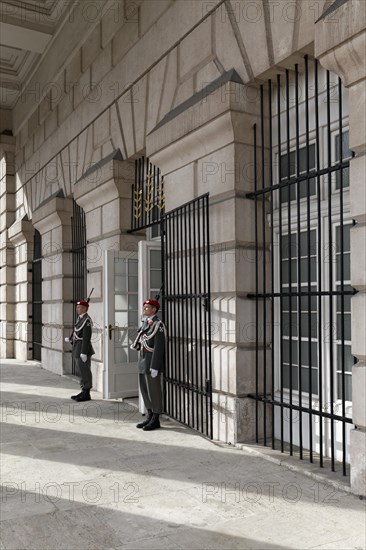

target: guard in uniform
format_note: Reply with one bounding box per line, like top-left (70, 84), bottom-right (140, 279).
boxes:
top-left (65, 299), bottom-right (95, 402)
top-left (131, 298), bottom-right (166, 431)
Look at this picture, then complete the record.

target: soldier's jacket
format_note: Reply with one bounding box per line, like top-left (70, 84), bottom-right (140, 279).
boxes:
top-left (134, 315), bottom-right (166, 375)
top-left (70, 313), bottom-right (95, 358)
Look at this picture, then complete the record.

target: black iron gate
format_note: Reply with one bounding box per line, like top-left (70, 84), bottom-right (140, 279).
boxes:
top-left (163, 195), bottom-right (212, 438)
top-left (247, 55), bottom-right (355, 475)
top-left (71, 200), bottom-right (87, 375)
top-left (130, 158), bottom-right (212, 437)
top-left (31, 229), bottom-right (42, 361)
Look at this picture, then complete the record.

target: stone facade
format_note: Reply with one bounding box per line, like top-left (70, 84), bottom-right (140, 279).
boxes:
top-left (1, 0), bottom-right (365, 494)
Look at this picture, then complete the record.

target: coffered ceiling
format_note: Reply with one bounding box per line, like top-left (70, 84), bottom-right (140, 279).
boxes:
top-left (0, 0), bottom-right (77, 110)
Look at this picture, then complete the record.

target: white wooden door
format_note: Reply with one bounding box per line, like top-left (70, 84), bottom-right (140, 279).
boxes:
top-left (103, 250), bottom-right (139, 399)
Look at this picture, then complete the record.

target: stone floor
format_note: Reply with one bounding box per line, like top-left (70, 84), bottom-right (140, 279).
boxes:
top-left (1, 360), bottom-right (365, 550)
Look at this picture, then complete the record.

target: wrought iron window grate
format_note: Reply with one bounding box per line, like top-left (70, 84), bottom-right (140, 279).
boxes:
top-left (247, 55), bottom-right (355, 476)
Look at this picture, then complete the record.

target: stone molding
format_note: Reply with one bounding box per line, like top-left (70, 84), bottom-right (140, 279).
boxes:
top-left (32, 196), bottom-right (73, 236)
top-left (315, 0), bottom-right (365, 67)
top-left (147, 80), bottom-right (260, 172)
top-left (7, 216), bottom-right (34, 246)
top-left (74, 157), bottom-right (133, 213)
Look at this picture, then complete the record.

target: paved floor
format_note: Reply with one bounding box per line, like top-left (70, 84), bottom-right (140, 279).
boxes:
top-left (1, 360), bottom-right (365, 550)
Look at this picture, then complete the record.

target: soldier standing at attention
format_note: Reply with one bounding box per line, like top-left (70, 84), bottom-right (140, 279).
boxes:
top-left (131, 298), bottom-right (166, 431)
top-left (65, 299), bottom-right (95, 402)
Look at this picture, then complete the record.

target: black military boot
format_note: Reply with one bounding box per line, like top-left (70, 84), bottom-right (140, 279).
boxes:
top-left (143, 413), bottom-right (160, 431)
top-left (75, 389), bottom-right (91, 402)
top-left (71, 390), bottom-right (84, 400)
top-left (136, 409), bottom-right (153, 429)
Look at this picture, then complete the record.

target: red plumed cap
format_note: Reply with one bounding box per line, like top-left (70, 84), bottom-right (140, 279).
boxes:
top-left (143, 299), bottom-right (160, 311)
top-left (77, 300), bottom-right (89, 308)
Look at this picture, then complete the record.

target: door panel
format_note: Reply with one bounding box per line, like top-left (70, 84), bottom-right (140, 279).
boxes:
top-left (103, 250), bottom-right (139, 399)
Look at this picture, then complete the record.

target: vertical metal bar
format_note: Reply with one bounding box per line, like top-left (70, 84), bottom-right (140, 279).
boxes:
top-left (261, 84), bottom-right (267, 445)
top-left (142, 157), bottom-right (146, 228)
top-left (155, 167), bottom-right (159, 225)
top-left (184, 205), bottom-right (190, 426)
top-left (175, 209), bottom-right (182, 422)
top-left (254, 122), bottom-right (259, 444)
top-left (277, 73), bottom-right (284, 452)
top-left (205, 195), bottom-right (213, 439)
top-left (286, 68), bottom-right (293, 455)
top-left (160, 214), bottom-right (166, 412)
top-left (133, 159), bottom-right (137, 230)
top-left (315, 59), bottom-right (324, 469)
top-left (180, 204), bottom-right (187, 425)
top-left (173, 212), bottom-right (182, 421)
top-left (168, 212), bottom-right (174, 419)
top-left (164, 211), bottom-right (170, 417)
top-left (295, 63), bottom-right (303, 460)
top-left (268, 80), bottom-right (275, 450)
top-left (193, 200), bottom-right (199, 431)
top-left (338, 77), bottom-right (347, 476)
top-left (264, 80), bottom-right (275, 449)
top-left (327, 69), bottom-right (335, 471)
top-left (197, 196), bottom-right (204, 434)
top-left (202, 196), bottom-right (209, 437)
top-left (305, 54), bottom-right (313, 463)
top-left (188, 202), bottom-right (195, 429)
top-left (170, 211), bottom-right (175, 419)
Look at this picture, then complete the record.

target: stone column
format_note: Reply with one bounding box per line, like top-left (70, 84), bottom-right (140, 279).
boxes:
top-left (7, 217), bottom-right (34, 360)
top-left (147, 72), bottom-right (269, 444)
top-left (32, 193), bottom-right (74, 375)
top-left (74, 154), bottom-right (141, 391)
top-left (316, 0), bottom-right (366, 496)
top-left (0, 136), bottom-right (16, 358)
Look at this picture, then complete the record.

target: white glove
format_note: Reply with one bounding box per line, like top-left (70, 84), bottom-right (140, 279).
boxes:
top-left (80, 353), bottom-right (87, 363)
top-left (64, 337), bottom-right (70, 343)
top-left (150, 369), bottom-right (158, 378)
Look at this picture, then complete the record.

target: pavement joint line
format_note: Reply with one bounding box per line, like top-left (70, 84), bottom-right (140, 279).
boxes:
top-left (234, 442), bottom-right (354, 495)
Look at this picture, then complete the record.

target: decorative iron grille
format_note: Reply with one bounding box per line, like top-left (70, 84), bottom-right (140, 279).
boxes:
top-left (31, 229), bottom-right (42, 361)
top-left (131, 157), bottom-right (164, 231)
top-left (247, 55), bottom-right (355, 475)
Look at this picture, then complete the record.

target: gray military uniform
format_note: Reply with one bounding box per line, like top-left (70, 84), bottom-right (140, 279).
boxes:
top-left (71, 313), bottom-right (95, 390)
top-left (134, 315), bottom-right (166, 414)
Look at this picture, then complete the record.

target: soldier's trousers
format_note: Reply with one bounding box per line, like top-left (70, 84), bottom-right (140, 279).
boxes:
top-left (139, 373), bottom-right (163, 414)
top-left (75, 356), bottom-right (92, 390)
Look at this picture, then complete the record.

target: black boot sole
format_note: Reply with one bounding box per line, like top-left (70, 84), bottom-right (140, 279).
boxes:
top-left (75, 395), bottom-right (91, 402)
top-left (143, 422), bottom-right (161, 431)
top-left (71, 393), bottom-right (83, 400)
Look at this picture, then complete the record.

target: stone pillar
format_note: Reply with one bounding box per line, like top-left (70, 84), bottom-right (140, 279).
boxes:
top-left (316, 0), bottom-right (366, 496)
top-left (74, 154), bottom-right (141, 391)
top-left (32, 193), bottom-right (74, 375)
top-left (7, 217), bottom-right (34, 360)
top-left (0, 136), bottom-right (16, 358)
top-left (147, 72), bottom-right (268, 444)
